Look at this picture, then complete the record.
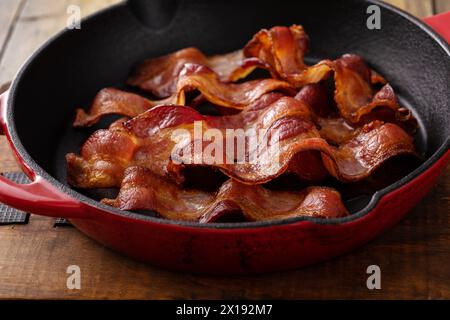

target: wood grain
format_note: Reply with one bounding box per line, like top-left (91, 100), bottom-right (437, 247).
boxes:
top-left (383, 0), bottom-right (434, 17)
top-left (0, 0), bottom-right (449, 300)
top-left (0, 0), bottom-right (120, 86)
top-left (0, 0), bottom-right (24, 58)
top-left (0, 137), bottom-right (20, 172)
top-left (435, 0), bottom-right (450, 12)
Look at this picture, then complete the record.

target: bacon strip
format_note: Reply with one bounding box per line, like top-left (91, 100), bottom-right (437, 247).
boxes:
top-left (67, 105), bottom-right (204, 188)
top-left (67, 95), bottom-right (416, 188)
top-left (102, 166), bottom-right (349, 222)
top-left (127, 25), bottom-right (310, 97)
top-left (74, 64), bottom-right (294, 127)
top-left (67, 95), bottom-right (314, 187)
top-left (128, 47), bottom-right (208, 97)
top-left (174, 64), bottom-right (294, 109)
top-left (73, 88), bottom-right (173, 128)
top-left (330, 55), bottom-right (413, 125)
top-left (320, 121), bottom-right (416, 181)
top-left (243, 24), bottom-right (309, 81)
top-left (283, 55), bottom-right (414, 127)
top-left (128, 47), bottom-right (268, 98)
top-left (128, 25), bottom-right (309, 97)
top-left (242, 26), bottom-right (416, 128)
top-left (295, 81), bottom-right (417, 142)
top-left (208, 50), bottom-right (266, 83)
top-left (125, 26), bottom-right (414, 130)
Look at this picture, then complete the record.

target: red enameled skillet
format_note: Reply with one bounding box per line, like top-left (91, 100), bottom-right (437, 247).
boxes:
top-left (0, 0), bottom-right (449, 274)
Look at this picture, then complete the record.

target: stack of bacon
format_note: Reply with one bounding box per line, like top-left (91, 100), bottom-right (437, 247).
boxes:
top-left (66, 25), bottom-right (418, 223)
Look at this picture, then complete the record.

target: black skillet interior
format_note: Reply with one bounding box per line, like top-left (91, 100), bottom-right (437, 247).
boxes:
top-left (8, 0), bottom-right (450, 218)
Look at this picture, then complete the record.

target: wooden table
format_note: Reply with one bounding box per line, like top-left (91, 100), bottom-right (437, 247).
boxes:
top-left (0, 0), bottom-right (449, 300)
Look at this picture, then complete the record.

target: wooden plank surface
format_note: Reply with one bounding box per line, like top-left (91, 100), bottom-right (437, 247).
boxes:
top-left (384, 0), bottom-right (434, 17)
top-left (0, 1), bottom-right (24, 58)
top-left (435, 0), bottom-right (450, 12)
top-left (0, 0), bottom-right (120, 86)
top-left (0, 0), bottom-right (449, 300)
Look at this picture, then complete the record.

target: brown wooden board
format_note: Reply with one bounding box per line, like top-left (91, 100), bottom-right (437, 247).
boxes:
top-left (384, 0), bottom-right (434, 17)
top-left (435, 0), bottom-right (450, 12)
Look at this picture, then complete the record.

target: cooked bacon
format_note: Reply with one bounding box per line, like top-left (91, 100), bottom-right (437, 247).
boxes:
top-left (295, 81), bottom-right (417, 140)
top-left (128, 47), bottom-right (208, 97)
top-left (67, 94), bottom-right (416, 189)
top-left (174, 64), bottom-right (294, 109)
top-left (243, 24), bottom-right (309, 80)
top-left (73, 88), bottom-right (173, 128)
top-left (129, 27), bottom-right (310, 97)
top-left (67, 95), bottom-right (314, 187)
top-left (320, 121), bottom-right (416, 181)
top-left (284, 55), bottom-right (415, 126)
top-left (127, 25), bottom-right (311, 95)
top-left (67, 105), bottom-right (204, 188)
top-left (128, 47), bottom-right (268, 97)
top-left (74, 64), bottom-right (294, 127)
top-left (102, 166), bottom-right (349, 222)
top-left (208, 50), bottom-right (266, 83)
top-left (242, 26), bottom-right (415, 127)
top-left (331, 55), bottom-right (413, 125)
top-left (67, 25), bottom-right (421, 223)
top-left (125, 26), bottom-right (414, 130)
top-left (288, 151), bottom-right (330, 182)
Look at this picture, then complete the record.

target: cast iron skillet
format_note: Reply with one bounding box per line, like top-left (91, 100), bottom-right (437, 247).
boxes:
top-left (0, 0), bottom-right (449, 274)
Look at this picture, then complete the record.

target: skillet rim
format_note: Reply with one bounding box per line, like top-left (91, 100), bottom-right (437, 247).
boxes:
top-left (4, 0), bottom-right (450, 230)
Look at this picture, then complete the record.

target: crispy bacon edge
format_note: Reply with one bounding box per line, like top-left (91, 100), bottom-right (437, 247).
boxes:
top-left (243, 26), bottom-right (416, 128)
top-left (67, 95), bottom-right (417, 189)
top-left (128, 47), bottom-right (268, 97)
top-left (74, 64), bottom-right (294, 127)
top-left (102, 166), bottom-right (349, 222)
top-left (77, 25), bottom-right (415, 130)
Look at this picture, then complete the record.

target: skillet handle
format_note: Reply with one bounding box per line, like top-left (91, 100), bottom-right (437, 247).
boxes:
top-left (424, 11), bottom-right (450, 43)
top-left (0, 91), bottom-right (89, 219)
